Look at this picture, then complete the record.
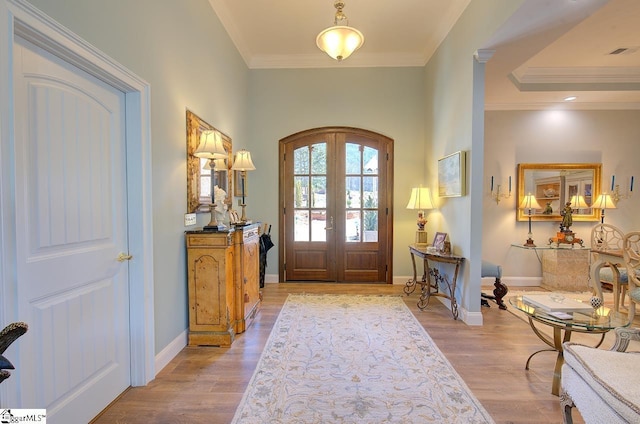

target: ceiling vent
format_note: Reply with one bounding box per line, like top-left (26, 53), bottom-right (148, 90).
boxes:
top-left (608, 47), bottom-right (639, 55)
top-left (609, 48), bottom-right (628, 55)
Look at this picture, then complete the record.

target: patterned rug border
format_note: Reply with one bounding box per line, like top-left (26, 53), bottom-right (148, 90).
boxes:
top-left (232, 293), bottom-right (495, 423)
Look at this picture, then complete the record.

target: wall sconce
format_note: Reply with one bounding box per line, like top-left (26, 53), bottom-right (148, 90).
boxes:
top-left (519, 193), bottom-right (541, 247)
top-left (231, 149), bottom-right (256, 223)
top-left (490, 175), bottom-right (511, 204)
top-left (406, 186), bottom-right (434, 246)
top-left (592, 193), bottom-right (617, 223)
top-left (610, 175), bottom-right (634, 202)
top-left (194, 130), bottom-right (227, 231)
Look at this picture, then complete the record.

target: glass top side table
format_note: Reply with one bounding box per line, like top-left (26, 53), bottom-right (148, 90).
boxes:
top-left (509, 294), bottom-right (629, 396)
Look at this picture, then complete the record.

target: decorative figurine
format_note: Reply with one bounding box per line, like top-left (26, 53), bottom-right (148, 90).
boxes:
top-left (560, 201), bottom-right (573, 232)
top-left (550, 201), bottom-right (583, 246)
top-left (417, 212), bottom-right (426, 230)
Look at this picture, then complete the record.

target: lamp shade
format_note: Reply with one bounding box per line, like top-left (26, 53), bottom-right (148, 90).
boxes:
top-left (592, 193), bottom-right (617, 209)
top-left (519, 193), bottom-right (541, 210)
top-left (231, 150), bottom-right (256, 171)
top-left (406, 187), bottom-right (434, 210)
top-left (316, 26), bottom-right (364, 61)
top-left (569, 194), bottom-right (590, 209)
top-left (194, 130), bottom-right (226, 159)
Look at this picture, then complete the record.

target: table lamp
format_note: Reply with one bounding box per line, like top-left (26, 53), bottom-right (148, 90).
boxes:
top-left (406, 187), bottom-right (434, 245)
top-left (592, 193), bottom-right (616, 223)
top-left (569, 194), bottom-right (590, 211)
top-left (519, 193), bottom-right (541, 247)
top-left (193, 130), bottom-right (227, 230)
top-left (231, 149), bottom-right (256, 223)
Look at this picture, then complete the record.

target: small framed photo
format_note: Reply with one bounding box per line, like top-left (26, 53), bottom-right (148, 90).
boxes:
top-left (433, 232), bottom-right (447, 249)
top-left (229, 210), bottom-right (240, 224)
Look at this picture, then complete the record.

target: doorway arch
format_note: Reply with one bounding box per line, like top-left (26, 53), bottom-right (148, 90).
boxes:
top-left (279, 127), bottom-right (394, 283)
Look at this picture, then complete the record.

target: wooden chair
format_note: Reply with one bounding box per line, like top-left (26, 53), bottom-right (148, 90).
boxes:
top-left (622, 231), bottom-right (640, 323)
top-left (480, 260), bottom-right (508, 310)
top-left (590, 223), bottom-right (627, 311)
top-left (0, 322), bottom-right (28, 384)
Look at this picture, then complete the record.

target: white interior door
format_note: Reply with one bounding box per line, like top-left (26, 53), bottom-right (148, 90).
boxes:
top-left (12, 36), bottom-right (131, 422)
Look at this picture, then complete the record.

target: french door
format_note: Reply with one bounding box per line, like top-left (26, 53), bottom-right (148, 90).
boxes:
top-left (279, 127), bottom-right (393, 283)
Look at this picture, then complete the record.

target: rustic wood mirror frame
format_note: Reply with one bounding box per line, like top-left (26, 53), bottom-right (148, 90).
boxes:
top-left (517, 163), bottom-right (602, 222)
top-left (186, 110), bottom-right (233, 213)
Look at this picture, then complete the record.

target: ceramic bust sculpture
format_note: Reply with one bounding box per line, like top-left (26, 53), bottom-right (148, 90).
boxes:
top-left (213, 185), bottom-right (227, 222)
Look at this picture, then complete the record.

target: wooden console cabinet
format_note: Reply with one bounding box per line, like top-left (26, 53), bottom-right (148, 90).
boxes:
top-left (233, 224), bottom-right (261, 333)
top-left (185, 223), bottom-right (261, 347)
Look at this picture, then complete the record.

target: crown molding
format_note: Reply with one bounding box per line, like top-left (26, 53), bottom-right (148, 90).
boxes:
top-left (511, 66), bottom-right (640, 91)
top-left (248, 52), bottom-right (427, 69)
top-left (485, 101), bottom-right (640, 111)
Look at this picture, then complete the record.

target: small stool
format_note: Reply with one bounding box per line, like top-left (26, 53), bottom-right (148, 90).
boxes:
top-left (481, 260), bottom-right (508, 310)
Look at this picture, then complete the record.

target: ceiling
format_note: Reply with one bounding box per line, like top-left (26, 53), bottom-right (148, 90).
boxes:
top-left (208, 0), bottom-right (640, 110)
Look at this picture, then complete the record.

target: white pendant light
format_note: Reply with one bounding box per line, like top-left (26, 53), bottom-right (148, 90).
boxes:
top-left (316, 0), bottom-right (364, 61)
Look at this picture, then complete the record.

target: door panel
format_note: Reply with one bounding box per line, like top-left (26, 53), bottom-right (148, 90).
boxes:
top-left (13, 37), bottom-right (130, 422)
top-left (336, 134), bottom-right (388, 282)
top-left (280, 128), bottom-right (393, 283)
top-left (285, 135), bottom-right (336, 280)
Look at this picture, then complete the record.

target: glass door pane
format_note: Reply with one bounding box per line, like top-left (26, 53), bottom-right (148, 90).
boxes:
top-left (345, 143), bottom-right (379, 243)
top-left (294, 143), bottom-right (327, 242)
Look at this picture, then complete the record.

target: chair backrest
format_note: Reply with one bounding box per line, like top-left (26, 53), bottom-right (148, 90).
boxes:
top-left (622, 231), bottom-right (640, 289)
top-left (591, 223), bottom-right (625, 251)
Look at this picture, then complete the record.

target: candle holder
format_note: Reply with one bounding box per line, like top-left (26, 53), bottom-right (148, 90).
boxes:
top-left (611, 184), bottom-right (632, 203)
top-left (610, 175), bottom-right (634, 203)
top-left (490, 184), bottom-right (512, 204)
top-left (489, 176), bottom-right (512, 204)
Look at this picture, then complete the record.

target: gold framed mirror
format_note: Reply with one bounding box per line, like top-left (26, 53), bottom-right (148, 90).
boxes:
top-left (517, 163), bottom-right (602, 222)
top-left (186, 110), bottom-right (233, 213)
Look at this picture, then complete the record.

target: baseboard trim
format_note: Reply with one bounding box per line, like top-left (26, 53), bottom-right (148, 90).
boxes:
top-left (155, 329), bottom-right (187, 376)
top-left (499, 276), bottom-right (542, 287)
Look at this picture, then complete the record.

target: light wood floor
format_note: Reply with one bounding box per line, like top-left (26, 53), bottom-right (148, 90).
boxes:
top-left (93, 283), bottom-right (588, 424)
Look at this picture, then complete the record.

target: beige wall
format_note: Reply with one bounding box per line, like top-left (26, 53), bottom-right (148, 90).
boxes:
top-left (422, 0), bottom-right (524, 322)
top-left (484, 109), bottom-right (640, 286)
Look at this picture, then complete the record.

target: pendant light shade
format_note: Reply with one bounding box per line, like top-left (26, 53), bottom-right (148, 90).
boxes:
top-left (316, 1), bottom-right (364, 61)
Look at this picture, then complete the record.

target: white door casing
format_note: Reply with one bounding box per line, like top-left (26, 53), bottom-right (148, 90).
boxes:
top-left (0, 0), bottom-right (155, 419)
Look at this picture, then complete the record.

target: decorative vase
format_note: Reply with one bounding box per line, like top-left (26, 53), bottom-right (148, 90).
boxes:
top-left (590, 296), bottom-right (603, 309)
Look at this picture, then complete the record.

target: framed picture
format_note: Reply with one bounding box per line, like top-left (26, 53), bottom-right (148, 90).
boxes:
top-left (433, 232), bottom-right (447, 249)
top-left (438, 151), bottom-right (466, 197)
top-left (229, 210), bottom-right (240, 224)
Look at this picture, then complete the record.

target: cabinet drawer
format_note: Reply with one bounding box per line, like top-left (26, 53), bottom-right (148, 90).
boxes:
top-left (187, 234), bottom-right (231, 247)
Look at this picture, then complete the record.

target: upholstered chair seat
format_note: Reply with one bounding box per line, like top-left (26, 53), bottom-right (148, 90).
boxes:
top-left (561, 327), bottom-right (640, 423)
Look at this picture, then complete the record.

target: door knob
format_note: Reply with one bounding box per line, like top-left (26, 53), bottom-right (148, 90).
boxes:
top-left (117, 252), bottom-right (133, 262)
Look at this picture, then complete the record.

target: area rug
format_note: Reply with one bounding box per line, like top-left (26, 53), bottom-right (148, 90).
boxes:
top-left (231, 294), bottom-right (494, 424)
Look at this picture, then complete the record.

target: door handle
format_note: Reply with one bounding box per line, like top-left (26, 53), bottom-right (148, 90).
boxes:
top-left (324, 216), bottom-right (334, 230)
top-left (117, 252), bottom-right (133, 262)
